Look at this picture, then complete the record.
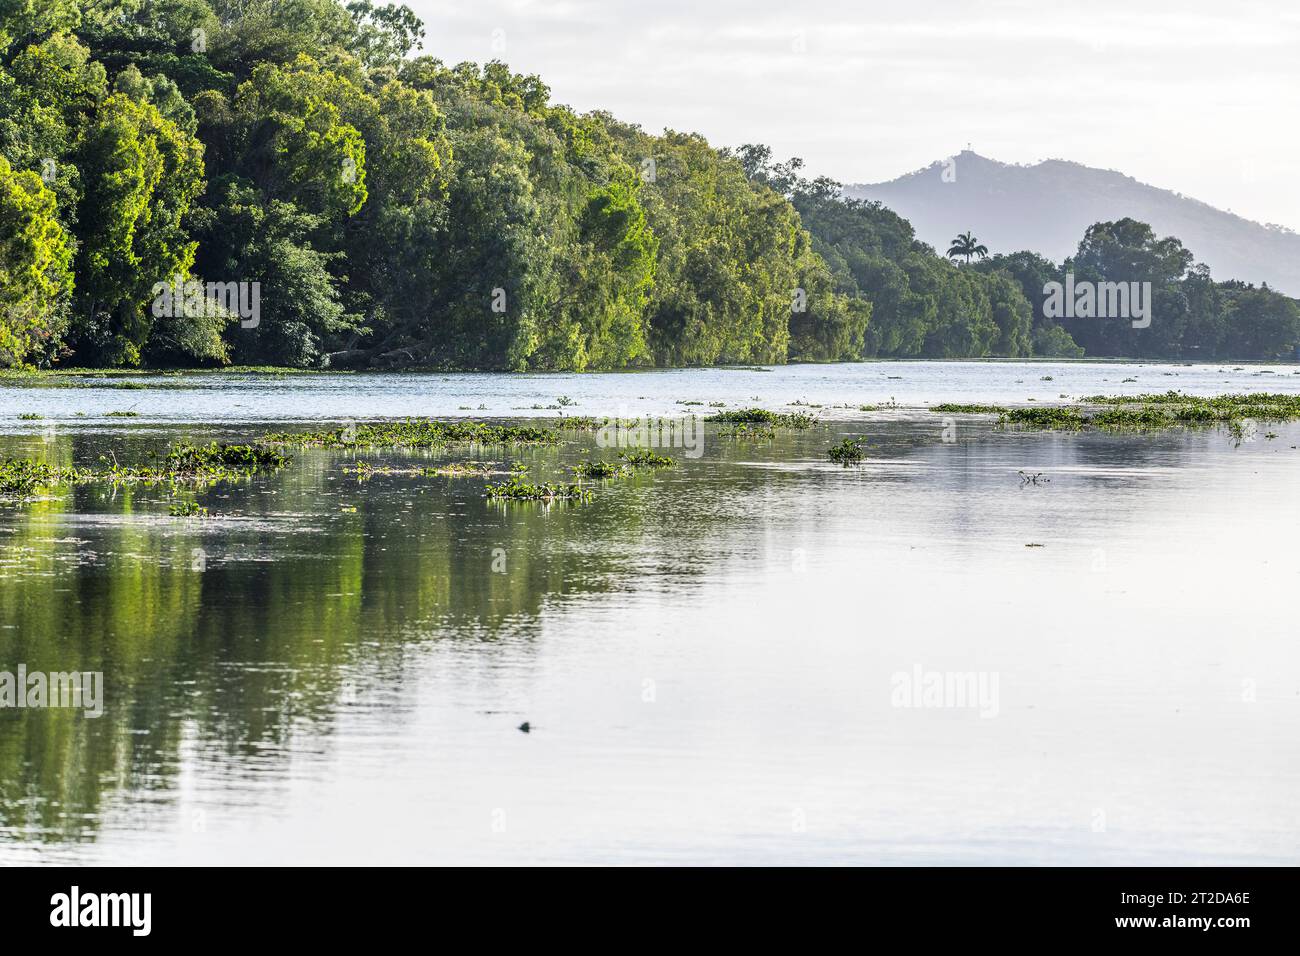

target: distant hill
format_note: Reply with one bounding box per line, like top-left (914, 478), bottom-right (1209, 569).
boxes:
top-left (843, 151), bottom-right (1300, 296)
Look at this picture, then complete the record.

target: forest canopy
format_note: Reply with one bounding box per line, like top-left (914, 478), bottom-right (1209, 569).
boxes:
top-left (1, 0), bottom-right (1296, 369)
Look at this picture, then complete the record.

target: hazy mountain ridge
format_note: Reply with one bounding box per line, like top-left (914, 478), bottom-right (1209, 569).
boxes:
top-left (844, 151), bottom-right (1300, 296)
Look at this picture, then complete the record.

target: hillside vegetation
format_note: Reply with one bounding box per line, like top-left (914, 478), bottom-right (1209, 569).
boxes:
top-left (1, 2), bottom-right (1295, 369)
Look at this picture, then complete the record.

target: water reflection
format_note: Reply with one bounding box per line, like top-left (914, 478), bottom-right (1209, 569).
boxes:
top-left (2, 416), bottom-right (1297, 863)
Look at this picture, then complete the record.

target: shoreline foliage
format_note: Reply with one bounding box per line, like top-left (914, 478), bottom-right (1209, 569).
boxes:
top-left (3, 4), bottom-right (1295, 373)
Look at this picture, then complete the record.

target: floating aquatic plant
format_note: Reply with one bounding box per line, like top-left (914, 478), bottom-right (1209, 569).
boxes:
top-left (2, 442), bottom-right (289, 501)
top-left (571, 459), bottom-right (625, 479)
top-left (719, 423), bottom-right (776, 440)
top-left (346, 460), bottom-right (497, 479)
top-left (1002, 393), bottom-right (1300, 433)
top-left (0, 459), bottom-right (89, 499)
top-left (263, 419), bottom-right (562, 449)
top-left (551, 416), bottom-right (604, 432)
top-left (428, 461), bottom-right (498, 477)
top-left (827, 438), bottom-right (868, 464)
top-left (162, 443), bottom-right (288, 476)
top-left (485, 476), bottom-right (592, 502)
top-left (931, 403), bottom-right (1008, 414)
top-left (706, 408), bottom-right (816, 429)
top-left (1000, 407), bottom-right (1087, 430)
top-left (619, 449), bottom-right (677, 468)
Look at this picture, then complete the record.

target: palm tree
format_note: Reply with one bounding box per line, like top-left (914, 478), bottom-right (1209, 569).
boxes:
top-left (947, 232), bottom-right (988, 264)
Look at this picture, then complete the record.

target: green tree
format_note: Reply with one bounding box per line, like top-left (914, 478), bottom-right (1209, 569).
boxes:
top-left (0, 154), bottom-right (73, 365)
top-left (71, 88), bottom-right (205, 364)
top-left (228, 54), bottom-right (368, 218)
top-left (0, 31), bottom-right (107, 221)
top-left (1063, 218), bottom-right (1193, 358)
top-left (344, 1), bottom-right (424, 68)
top-left (74, 0), bottom-right (228, 99)
top-left (207, 0), bottom-right (358, 80)
top-left (1219, 282), bottom-right (1300, 359)
top-left (974, 251), bottom-right (1081, 356)
top-left (0, 0), bottom-right (82, 50)
top-left (192, 182), bottom-right (350, 366)
top-left (946, 231), bottom-right (988, 265)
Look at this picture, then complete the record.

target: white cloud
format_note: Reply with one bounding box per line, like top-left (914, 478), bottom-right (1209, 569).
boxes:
top-left (406, 0), bottom-right (1300, 230)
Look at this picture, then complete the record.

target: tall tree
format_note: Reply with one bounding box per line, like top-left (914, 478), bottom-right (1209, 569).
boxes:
top-left (0, 154), bottom-right (73, 365)
top-left (946, 231), bottom-right (988, 265)
top-left (71, 83), bottom-right (206, 364)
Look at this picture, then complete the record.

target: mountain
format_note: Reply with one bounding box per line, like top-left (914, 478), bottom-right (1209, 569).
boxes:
top-left (843, 151), bottom-right (1300, 296)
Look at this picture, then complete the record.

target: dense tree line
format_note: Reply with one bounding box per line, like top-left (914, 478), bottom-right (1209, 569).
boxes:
top-left (1, 1), bottom-right (1296, 369)
top-left (740, 148), bottom-right (1300, 363)
top-left (969, 221), bottom-right (1300, 361)
top-left (737, 148), bottom-right (1034, 359)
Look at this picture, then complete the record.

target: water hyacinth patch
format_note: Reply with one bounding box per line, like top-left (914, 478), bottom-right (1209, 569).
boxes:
top-left (1084, 391), bottom-right (1300, 421)
top-left (1087, 407), bottom-right (1183, 429)
top-left (705, 408), bottom-right (817, 429)
top-left (485, 476), bottom-right (592, 502)
top-left (719, 423), bottom-right (776, 440)
top-left (1002, 393), bottom-right (1300, 432)
top-left (571, 460), bottom-right (626, 479)
top-left (1, 443), bottom-right (289, 501)
top-left (424, 462), bottom-right (499, 477)
top-left (1000, 407), bottom-right (1088, 430)
top-left (619, 449), bottom-right (677, 468)
top-left (99, 444), bottom-right (290, 485)
top-left (931, 403), bottom-right (1009, 414)
top-left (263, 419), bottom-right (563, 449)
top-left (163, 443), bottom-right (289, 475)
top-left (827, 438), bottom-right (868, 464)
top-left (345, 461), bottom-right (499, 479)
top-left (0, 459), bottom-right (90, 499)
top-left (551, 416), bottom-right (605, 432)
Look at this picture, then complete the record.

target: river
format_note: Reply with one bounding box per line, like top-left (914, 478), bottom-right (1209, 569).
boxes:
top-left (1, 361), bottom-right (1297, 863)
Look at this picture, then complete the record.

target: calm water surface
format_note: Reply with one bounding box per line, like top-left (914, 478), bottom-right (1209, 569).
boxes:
top-left (1, 362), bottom-right (1297, 864)
top-left (3, 359), bottom-right (1300, 425)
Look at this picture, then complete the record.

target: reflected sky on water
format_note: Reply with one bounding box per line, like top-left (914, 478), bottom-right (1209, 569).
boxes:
top-left (2, 369), bottom-right (1298, 863)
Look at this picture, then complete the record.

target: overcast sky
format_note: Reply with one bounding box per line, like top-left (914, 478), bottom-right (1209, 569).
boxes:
top-left (405, 0), bottom-right (1300, 231)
